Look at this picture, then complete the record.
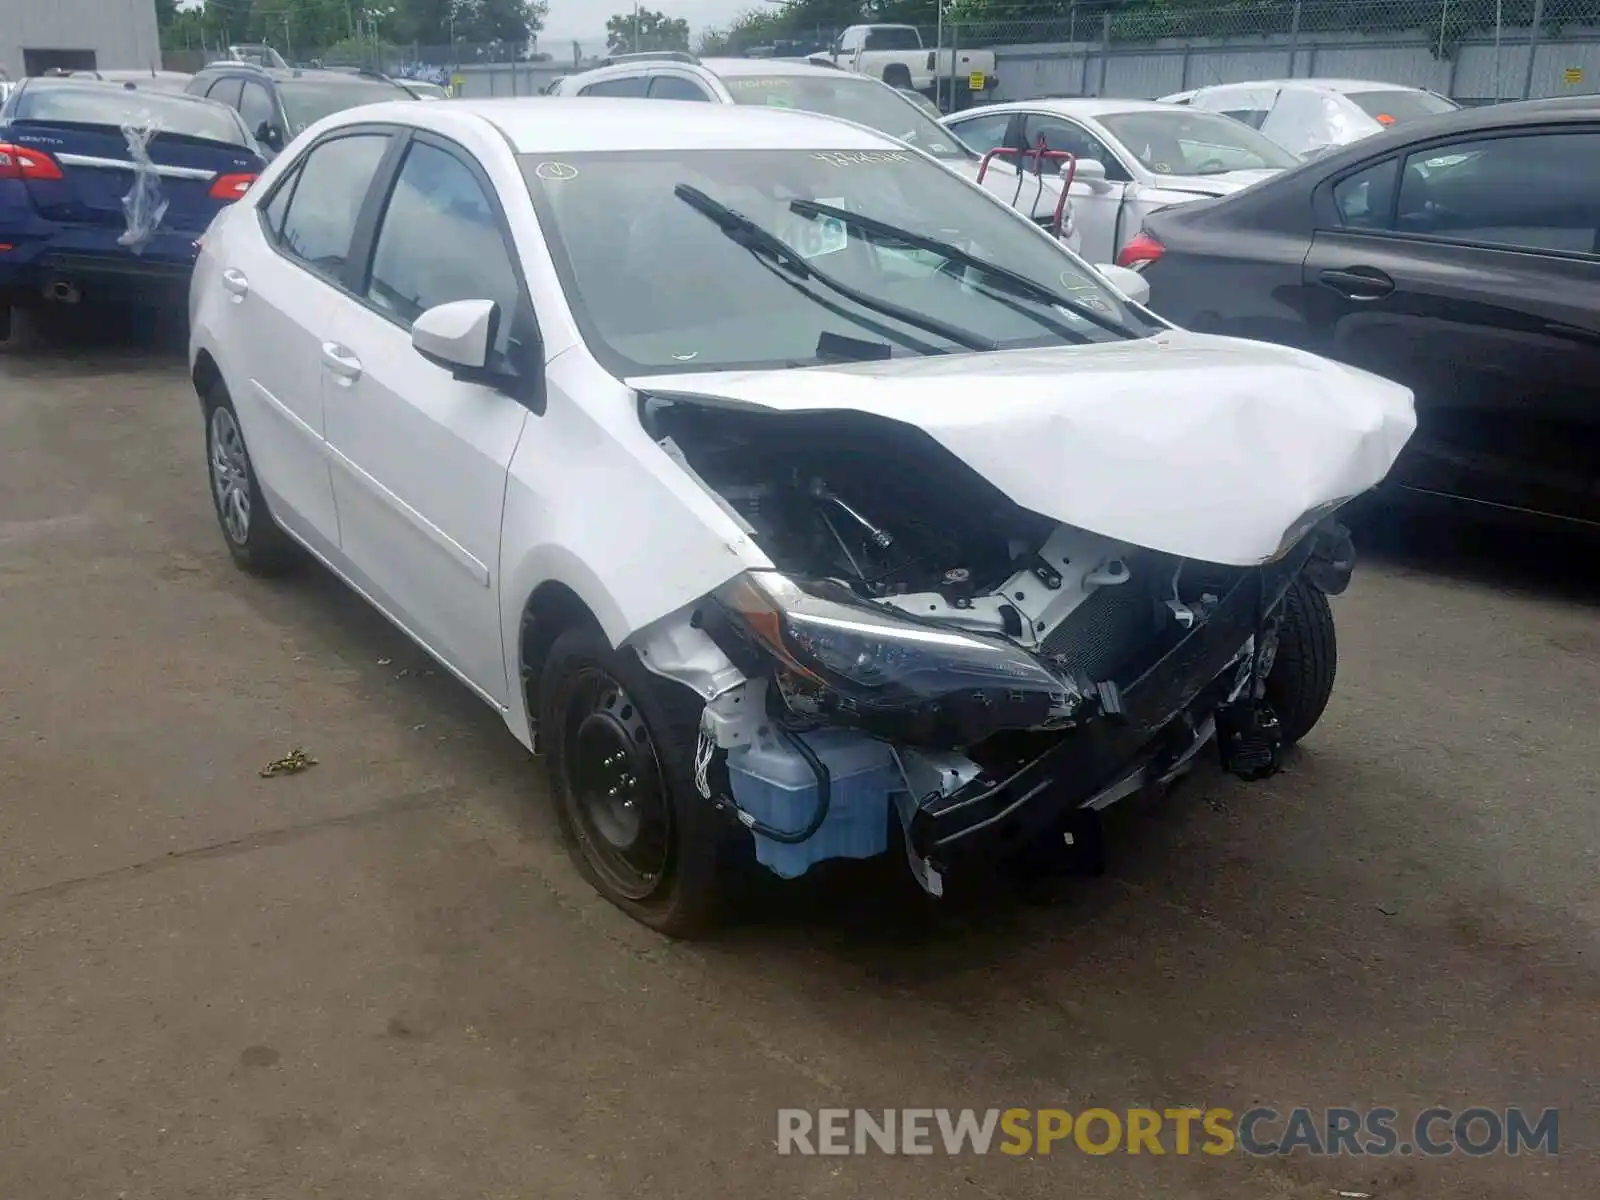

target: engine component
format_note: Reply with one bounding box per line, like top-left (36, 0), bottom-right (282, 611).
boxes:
top-left (724, 725), bottom-right (899, 878)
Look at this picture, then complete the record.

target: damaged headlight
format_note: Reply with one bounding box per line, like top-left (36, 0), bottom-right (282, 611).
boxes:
top-left (710, 572), bottom-right (1085, 747)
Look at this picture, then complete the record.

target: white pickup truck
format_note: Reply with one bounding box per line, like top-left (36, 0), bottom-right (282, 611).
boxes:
top-left (823, 24), bottom-right (997, 104)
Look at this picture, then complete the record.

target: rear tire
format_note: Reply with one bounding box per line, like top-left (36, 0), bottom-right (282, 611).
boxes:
top-left (538, 622), bottom-right (740, 937)
top-left (202, 383), bottom-right (299, 576)
top-left (1265, 577), bottom-right (1337, 745)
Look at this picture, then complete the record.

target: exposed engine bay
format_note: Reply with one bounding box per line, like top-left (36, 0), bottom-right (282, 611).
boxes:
top-left (635, 396), bottom-right (1355, 894)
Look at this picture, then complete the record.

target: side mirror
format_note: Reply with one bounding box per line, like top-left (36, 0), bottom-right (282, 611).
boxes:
top-left (413, 298), bottom-right (498, 373)
top-left (1073, 159), bottom-right (1114, 191)
top-left (255, 120), bottom-right (282, 150)
top-left (1095, 263), bottom-right (1150, 307)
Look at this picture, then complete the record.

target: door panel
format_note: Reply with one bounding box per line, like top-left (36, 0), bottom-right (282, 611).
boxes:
top-left (322, 138), bottom-right (530, 701)
top-left (1302, 231), bottom-right (1600, 520)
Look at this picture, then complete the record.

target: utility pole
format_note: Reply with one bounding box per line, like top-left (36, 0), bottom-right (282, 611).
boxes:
top-left (634, 3), bottom-right (643, 52)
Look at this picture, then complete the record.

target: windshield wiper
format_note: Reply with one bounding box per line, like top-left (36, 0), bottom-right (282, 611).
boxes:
top-left (674, 184), bottom-right (995, 353)
top-left (790, 200), bottom-right (1136, 339)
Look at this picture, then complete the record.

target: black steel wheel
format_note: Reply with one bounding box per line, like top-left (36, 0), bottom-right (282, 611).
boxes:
top-left (1265, 577), bottom-right (1338, 745)
top-left (538, 623), bottom-right (740, 936)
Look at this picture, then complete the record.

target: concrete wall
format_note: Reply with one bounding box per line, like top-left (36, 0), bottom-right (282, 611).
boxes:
top-left (990, 26), bottom-right (1600, 103)
top-left (453, 61), bottom-right (576, 98)
top-left (0, 0), bottom-right (161, 80)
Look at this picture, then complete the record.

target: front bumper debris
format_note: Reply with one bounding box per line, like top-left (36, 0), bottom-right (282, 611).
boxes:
top-left (908, 535), bottom-right (1315, 862)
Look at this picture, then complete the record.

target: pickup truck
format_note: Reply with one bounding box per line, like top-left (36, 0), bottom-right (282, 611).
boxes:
top-left (823, 24), bottom-right (996, 105)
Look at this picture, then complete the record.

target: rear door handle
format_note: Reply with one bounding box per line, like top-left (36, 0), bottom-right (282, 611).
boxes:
top-left (1319, 267), bottom-right (1395, 300)
top-left (220, 268), bottom-right (249, 298)
top-left (320, 342), bottom-right (363, 383)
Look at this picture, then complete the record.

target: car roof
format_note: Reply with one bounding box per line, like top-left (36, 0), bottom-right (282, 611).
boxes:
top-left (699, 57), bottom-right (854, 79)
top-left (954, 97), bottom-right (1183, 119)
top-left (17, 76), bottom-right (227, 106)
top-left (321, 96), bottom-right (905, 154)
top-left (1316, 93), bottom-right (1600, 152)
top-left (1189, 78), bottom-right (1441, 96)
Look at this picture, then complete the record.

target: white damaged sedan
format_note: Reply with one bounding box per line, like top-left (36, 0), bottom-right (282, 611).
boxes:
top-left (189, 98), bottom-right (1415, 934)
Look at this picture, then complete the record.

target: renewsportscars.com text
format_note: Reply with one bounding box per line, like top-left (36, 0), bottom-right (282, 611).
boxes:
top-left (776, 1107), bottom-right (1560, 1157)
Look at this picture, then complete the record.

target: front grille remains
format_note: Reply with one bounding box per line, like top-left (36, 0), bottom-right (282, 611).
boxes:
top-left (1041, 558), bottom-right (1166, 681)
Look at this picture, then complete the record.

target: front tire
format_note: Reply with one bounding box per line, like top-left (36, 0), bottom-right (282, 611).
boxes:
top-left (202, 383), bottom-right (298, 576)
top-left (1265, 577), bottom-right (1338, 745)
top-left (538, 623), bottom-right (738, 937)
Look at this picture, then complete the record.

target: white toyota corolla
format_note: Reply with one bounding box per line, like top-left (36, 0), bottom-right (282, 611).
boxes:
top-left (190, 98), bottom-right (1415, 935)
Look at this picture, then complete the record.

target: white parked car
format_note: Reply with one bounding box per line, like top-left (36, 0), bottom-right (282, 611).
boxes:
top-left (944, 98), bottom-right (1303, 265)
top-left (189, 98), bottom-right (1414, 935)
top-left (550, 54), bottom-right (1083, 256)
top-left (1160, 79), bottom-right (1460, 158)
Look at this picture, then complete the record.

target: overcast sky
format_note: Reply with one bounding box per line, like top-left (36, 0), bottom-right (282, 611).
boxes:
top-left (544, 0), bottom-right (749, 39)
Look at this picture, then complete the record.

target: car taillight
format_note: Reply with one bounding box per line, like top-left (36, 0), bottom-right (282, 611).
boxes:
top-left (1117, 231), bottom-right (1165, 272)
top-left (0, 142), bottom-right (65, 181)
top-left (209, 172), bottom-right (257, 201)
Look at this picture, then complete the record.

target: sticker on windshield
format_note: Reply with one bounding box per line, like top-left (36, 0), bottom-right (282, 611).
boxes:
top-left (766, 94), bottom-right (796, 109)
top-left (535, 161), bottom-right (578, 182)
top-left (811, 150), bottom-right (913, 168)
top-left (782, 197), bottom-right (849, 260)
top-left (727, 77), bottom-right (793, 89)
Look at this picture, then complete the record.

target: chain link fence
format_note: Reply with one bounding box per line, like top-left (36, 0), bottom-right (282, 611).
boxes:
top-left (942, 0), bottom-right (1600, 103)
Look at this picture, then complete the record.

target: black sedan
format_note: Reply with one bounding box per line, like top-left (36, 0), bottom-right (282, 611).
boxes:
top-left (1127, 97), bottom-right (1600, 529)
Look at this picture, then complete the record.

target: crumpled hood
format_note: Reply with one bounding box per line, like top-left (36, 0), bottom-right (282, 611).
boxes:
top-left (629, 331), bottom-right (1416, 567)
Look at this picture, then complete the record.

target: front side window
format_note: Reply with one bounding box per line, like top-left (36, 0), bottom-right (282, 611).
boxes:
top-left (275, 132), bottom-right (390, 278)
top-left (522, 147), bottom-right (1153, 376)
top-left (1097, 109), bottom-right (1301, 175)
top-left (238, 81), bottom-right (276, 135)
top-left (1020, 116), bottom-right (1128, 181)
top-left (1393, 132), bottom-right (1600, 255)
top-left (580, 75), bottom-right (647, 98)
top-left (206, 76), bottom-right (244, 110)
top-left (648, 75), bottom-right (710, 102)
top-left (723, 74), bottom-right (970, 161)
top-left (364, 141), bottom-right (520, 343)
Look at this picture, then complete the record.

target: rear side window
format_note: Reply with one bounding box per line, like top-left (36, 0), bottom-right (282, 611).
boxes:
top-left (1220, 108), bottom-right (1268, 130)
top-left (948, 112), bottom-right (1011, 154)
top-left (1333, 158), bottom-right (1398, 229)
top-left (580, 76), bottom-right (647, 98)
top-left (11, 83), bottom-right (248, 145)
top-left (206, 77), bottom-right (244, 110)
top-left (276, 133), bottom-right (389, 279)
top-left (647, 75), bottom-right (710, 101)
top-left (363, 141), bottom-right (520, 345)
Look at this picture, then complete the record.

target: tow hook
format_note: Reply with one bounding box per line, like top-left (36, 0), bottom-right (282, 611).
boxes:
top-left (1216, 700), bottom-right (1284, 781)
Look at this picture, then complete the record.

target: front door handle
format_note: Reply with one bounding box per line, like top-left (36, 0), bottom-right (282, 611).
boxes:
top-left (320, 342), bottom-right (363, 383)
top-left (221, 268), bottom-right (249, 298)
top-left (1319, 267), bottom-right (1395, 300)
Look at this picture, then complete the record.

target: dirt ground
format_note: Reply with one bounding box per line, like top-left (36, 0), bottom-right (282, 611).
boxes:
top-left (1, 319), bottom-right (1596, 1200)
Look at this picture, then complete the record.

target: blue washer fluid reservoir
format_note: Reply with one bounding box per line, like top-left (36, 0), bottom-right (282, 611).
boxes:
top-left (725, 727), bottom-right (900, 878)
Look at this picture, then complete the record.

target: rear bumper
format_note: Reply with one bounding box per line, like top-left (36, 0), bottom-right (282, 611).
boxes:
top-left (0, 229), bottom-right (201, 305)
top-left (910, 535), bottom-right (1315, 862)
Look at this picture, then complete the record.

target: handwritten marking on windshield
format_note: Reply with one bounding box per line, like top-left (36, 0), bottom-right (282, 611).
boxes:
top-left (811, 150), bottom-right (913, 168)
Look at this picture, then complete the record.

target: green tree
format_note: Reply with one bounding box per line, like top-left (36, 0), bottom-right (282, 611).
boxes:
top-left (605, 8), bottom-right (692, 54)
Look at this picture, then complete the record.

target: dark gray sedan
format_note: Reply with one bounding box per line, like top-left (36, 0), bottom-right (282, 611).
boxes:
top-left (1128, 96), bottom-right (1600, 529)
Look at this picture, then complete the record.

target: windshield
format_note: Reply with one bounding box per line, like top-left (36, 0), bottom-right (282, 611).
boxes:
top-left (722, 74), bottom-right (970, 161)
top-left (522, 148), bottom-right (1151, 376)
top-left (1097, 109), bottom-right (1301, 174)
top-left (278, 78), bottom-right (411, 133)
top-left (11, 85), bottom-right (248, 145)
top-left (1348, 89), bottom-right (1458, 126)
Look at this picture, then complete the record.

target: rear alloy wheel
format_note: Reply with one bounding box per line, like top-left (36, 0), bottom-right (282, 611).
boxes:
top-left (539, 623), bottom-right (738, 937)
top-left (1265, 576), bottom-right (1338, 745)
top-left (204, 386), bottom-right (298, 576)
